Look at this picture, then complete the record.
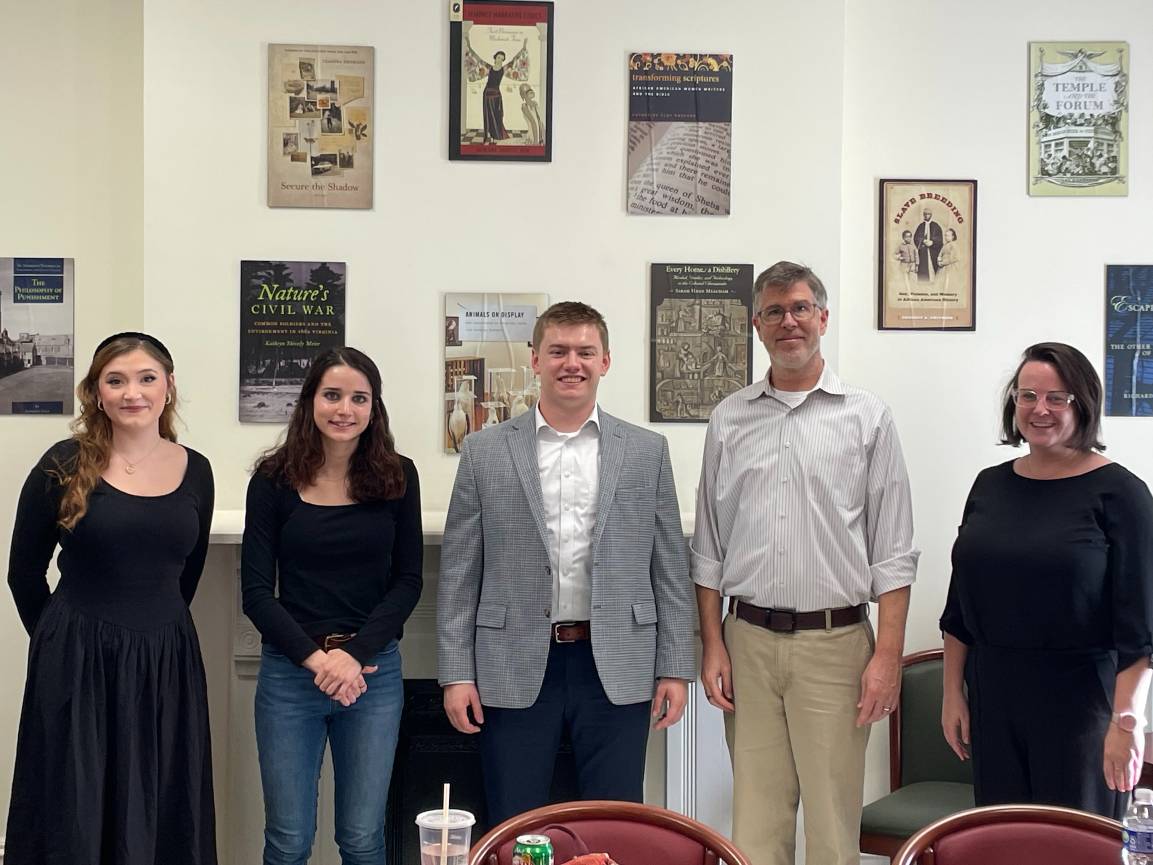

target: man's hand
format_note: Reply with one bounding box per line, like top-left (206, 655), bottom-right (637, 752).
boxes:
top-left (651, 678), bottom-right (689, 730)
top-left (700, 638), bottom-right (735, 713)
top-left (444, 682), bottom-right (485, 733)
top-left (856, 649), bottom-right (900, 727)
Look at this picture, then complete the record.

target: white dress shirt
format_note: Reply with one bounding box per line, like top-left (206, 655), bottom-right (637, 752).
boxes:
top-left (691, 366), bottom-right (919, 610)
top-left (536, 405), bottom-right (600, 621)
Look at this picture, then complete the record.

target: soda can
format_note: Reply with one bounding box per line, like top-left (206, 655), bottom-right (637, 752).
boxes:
top-left (512, 834), bottom-right (554, 865)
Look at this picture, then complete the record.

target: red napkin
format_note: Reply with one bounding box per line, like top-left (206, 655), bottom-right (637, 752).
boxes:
top-left (560, 856), bottom-right (617, 865)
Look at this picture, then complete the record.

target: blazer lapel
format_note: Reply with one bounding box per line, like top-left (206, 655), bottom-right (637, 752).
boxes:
top-left (590, 412), bottom-right (625, 556)
top-left (507, 413), bottom-right (552, 552)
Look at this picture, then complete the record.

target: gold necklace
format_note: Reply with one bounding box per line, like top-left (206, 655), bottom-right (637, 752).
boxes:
top-left (113, 439), bottom-right (164, 475)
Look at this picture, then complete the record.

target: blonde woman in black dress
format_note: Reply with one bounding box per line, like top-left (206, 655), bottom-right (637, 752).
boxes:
top-left (6, 332), bottom-right (216, 864)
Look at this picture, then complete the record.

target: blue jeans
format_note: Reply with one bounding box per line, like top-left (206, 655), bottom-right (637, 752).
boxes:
top-left (255, 642), bottom-right (403, 865)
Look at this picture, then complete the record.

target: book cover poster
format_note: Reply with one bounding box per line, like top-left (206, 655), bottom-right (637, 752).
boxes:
top-left (1029, 41), bottom-right (1128, 197)
top-left (878, 179), bottom-right (977, 331)
top-left (1105, 265), bottom-right (1153, 417)
top-left (0, 258), bottom-right (74, 415)
top-left (444, 291), bottom-right (547, 453)
top-left (650, 263), bottom-right (752, 423)
top-left (628, 53), bottom-right (733, 215)
top-left (448, 0), bottom-right (554, 162)
top-left (240, 260), bottom-right (346, 422)
top-left (268, 44), bottom-right (373, 208)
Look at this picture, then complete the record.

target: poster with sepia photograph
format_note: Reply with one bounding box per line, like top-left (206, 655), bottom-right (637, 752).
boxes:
top-left (448, 0), bottom-right (554, 162)
top-left (268, 44), bottom-right (373, 208)
top-left (1029, 41), bottom-right (1128, 197)
top-left (877, 179), bottom-right (976, 331)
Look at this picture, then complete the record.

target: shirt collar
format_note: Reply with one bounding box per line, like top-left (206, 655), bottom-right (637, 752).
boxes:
top-left (535, 403), bottom-right (601, 436)
top-left (747, 363), bottom-right (847, 401)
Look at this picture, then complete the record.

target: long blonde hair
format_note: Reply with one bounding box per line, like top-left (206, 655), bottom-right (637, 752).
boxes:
top-left (53, 336), bottom-right (179, 530)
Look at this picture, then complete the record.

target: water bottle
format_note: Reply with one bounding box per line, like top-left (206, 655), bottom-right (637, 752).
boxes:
top-left (1123, 788), bottom-right (1153, 864)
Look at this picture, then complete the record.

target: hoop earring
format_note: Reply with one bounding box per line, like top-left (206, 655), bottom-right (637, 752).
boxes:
top-left (165, 393), bottom-right (172, 406)
top-left (97, 398), bottom-right (104, 412)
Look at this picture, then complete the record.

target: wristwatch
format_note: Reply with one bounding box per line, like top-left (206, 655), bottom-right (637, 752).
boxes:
top-left (1111, 711), bottom-right (1144, 733)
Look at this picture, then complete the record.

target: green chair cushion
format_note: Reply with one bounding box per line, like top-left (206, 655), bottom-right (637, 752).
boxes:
top-left (860, 781), bottom-right (975, 837)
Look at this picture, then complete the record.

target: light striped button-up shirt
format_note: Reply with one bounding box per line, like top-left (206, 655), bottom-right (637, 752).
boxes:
top-left (691, 365), bottom-right (918, 610)
top-left (536, 405), bottom-right (600, 622)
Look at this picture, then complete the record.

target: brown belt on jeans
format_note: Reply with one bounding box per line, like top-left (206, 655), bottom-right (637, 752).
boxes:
top-left (313, 632), bottom-right (356, 651)
top-left (552, 621), bottom-right (591, 643)
top-left (731, 600), bottom-right (866, 633)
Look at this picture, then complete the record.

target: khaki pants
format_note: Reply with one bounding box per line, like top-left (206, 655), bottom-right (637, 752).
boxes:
top-left (724, 615), bottom-right (873, 865)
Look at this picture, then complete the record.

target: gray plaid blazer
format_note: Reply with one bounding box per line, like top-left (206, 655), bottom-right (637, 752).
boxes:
top-left (437, 409), bottom-right (696, 708)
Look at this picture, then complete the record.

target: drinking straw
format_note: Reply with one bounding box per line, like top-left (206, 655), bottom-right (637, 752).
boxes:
top-left (441, 782), bottom-right (451, 865)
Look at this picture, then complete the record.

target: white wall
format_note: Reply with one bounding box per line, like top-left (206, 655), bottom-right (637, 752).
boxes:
top-left (4, 0), bottom-right (1153, 857)
top-left (140, 0), bottom-right (845, 511)
top-left (0, 0), bottom-right (143, 830)
top-left (841, 0), bottom-right (1153, 817)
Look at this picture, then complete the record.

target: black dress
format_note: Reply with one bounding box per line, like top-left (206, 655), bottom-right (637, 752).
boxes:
top-left (941, 460), bottom-right (1153, 819)
top-left (5, 440), bottom-right (217, 865)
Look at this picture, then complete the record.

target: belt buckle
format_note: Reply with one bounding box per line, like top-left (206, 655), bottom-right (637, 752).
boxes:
top-left (324, 633), bottom-right (353, 651)
top-left (767, 610), bottom-right (796, 633)
top-left (553, 622), bottom-right (576, 643)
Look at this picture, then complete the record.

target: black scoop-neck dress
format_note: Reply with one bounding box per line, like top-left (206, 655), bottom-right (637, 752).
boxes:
top-left (5, 440), bottom-right (217, 864)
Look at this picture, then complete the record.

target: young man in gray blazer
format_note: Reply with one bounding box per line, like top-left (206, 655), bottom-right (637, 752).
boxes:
top-left (438, 301), bottom-right (695, 823)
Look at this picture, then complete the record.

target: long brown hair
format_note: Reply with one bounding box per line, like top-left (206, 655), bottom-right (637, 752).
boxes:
top-left (255, 347), bottom-right (406, 501)
top-left (54, 335), bottom-right (179, 529)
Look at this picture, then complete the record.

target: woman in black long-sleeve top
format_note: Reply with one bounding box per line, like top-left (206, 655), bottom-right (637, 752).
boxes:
top-left (242, 347), bottom-right (422, 865)
top-left (6, 332), bottom-right (216, 864)
top-left (941, 342), bottom-right (1153, 818)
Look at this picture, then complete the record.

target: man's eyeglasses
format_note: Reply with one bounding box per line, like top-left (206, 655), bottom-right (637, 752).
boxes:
top-left (1011, 388), bottom-right (1076, 410)
top-left (755, 301), bottom-right (820, 326)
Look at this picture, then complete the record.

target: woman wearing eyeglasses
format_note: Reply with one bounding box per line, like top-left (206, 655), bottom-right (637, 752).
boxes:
top-left (940, 342), bottom-right (1153, 818)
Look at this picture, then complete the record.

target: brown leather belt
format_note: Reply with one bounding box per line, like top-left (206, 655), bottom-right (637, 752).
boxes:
top-left (732, 600), bottom-right (866, 633)
top-left (313, 632), bottom-right (356, 651)
top-left (552, 621), bottom-right (591, 643)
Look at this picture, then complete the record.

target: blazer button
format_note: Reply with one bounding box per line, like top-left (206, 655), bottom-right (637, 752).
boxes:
top-left (544, 608), bottom-right (551, 617)
top-left (545, 566), bottom-right (552, 574)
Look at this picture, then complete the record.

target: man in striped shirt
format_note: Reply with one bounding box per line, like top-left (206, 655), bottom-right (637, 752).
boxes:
top-left (691, 261), bottom-right (918, 865)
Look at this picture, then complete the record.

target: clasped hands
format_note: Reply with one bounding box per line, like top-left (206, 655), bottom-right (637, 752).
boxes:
top-left (303, 648), bottom-right (377, 707)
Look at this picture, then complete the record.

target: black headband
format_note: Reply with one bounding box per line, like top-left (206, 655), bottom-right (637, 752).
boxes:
top-left (93, 331), bottom-right (174, 364)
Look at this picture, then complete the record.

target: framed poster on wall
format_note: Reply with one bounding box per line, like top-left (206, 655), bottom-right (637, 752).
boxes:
top-left (267, 43), bottom-right (374, 208)
top-left (877, 179), bottom-right (976, 331)
top-left (443, 292), bottom-right (548, 453)
top-left (0, 257), bottom-right (74, 415)
top-left (1029, 41), bottom-right (1128, 197)
top-left (1104, 265), bottom-right (1153, 417)
top-left (448, 0), bottom-right (554, 161)
top-left (649, 263), bottom-right (752, 422)
top-left (627, 53), bottom-right (733, 215)
top-left (239, 260), bottom-right (346, 422)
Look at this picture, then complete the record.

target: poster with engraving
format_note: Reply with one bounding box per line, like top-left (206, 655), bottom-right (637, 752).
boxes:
top-left (1029, 41), bottom-right (1128, 197)
top-left (877, 179), bottom-right (976, 331)
top-left (448, 0), bottom-right (554, 162)
top-left (628, 53), bottom-right (733, 215)
top-left (1104, 265), bottom-right (1153, 417)
top-left (240, 260), bottom-right (346, 422)
top-left (0, 258), bottom-right (74, 415)
top-left (444, 291), bottom-right (547, 453)
top-left (268, 44), bottom-right (373, 208)
top-left (650, 263), bottom-right (752, 422)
